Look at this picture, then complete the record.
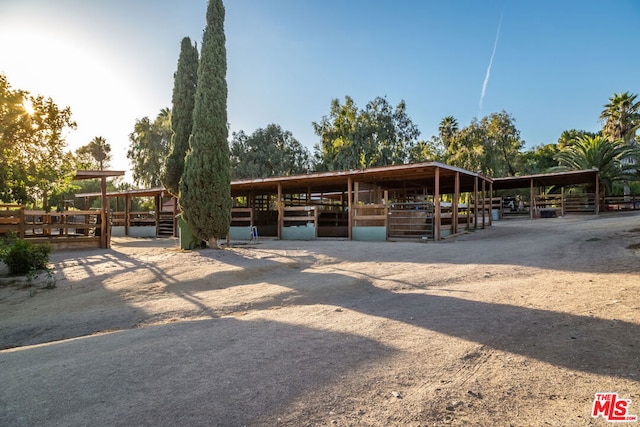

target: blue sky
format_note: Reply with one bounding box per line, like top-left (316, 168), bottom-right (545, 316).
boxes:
top-left (1, 0), bottom-right (638, 181)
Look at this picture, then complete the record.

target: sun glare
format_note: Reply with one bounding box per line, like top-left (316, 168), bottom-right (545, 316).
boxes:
top-left (22, 97), bottom-right (35, 116)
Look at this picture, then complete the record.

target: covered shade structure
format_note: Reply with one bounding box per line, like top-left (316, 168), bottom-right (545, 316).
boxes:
top-left (493, 168), bottom-right (600, 217)
top-left (231, 162), bottom-right (494, 241)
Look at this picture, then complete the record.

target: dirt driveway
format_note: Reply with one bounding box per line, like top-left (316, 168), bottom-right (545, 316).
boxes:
top-left (1, 213), bottom-right (639, 426)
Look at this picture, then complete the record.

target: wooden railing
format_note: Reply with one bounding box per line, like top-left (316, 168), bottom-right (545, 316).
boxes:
top-left (352, 204), bottom-right (388, 227)
top-left (282, 206), bottom-right (318, 227)
top-left (23, 210), bottom-right (101, 237)
top-left (0, 204), bottom-right (25, 237)
top-left (231, 207), bottom-right (253, 226)
top-left (602, 195), bottom-right (640, 211)
top-left (388, 202), bottom-right (433, 238)
top-left (1, 207), bottom-right (105, 249)
top-left (565, 194), bottom-right (597, 213)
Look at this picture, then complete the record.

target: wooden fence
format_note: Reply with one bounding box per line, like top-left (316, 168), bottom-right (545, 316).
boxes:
top-left (0, 204), bottom-right (105, 249)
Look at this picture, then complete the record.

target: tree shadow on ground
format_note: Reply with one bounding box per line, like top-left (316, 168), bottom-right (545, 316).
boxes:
top-left (0, 317), bottom-right (394, 426)
top-left (50, 234), bottom-right (640, 382)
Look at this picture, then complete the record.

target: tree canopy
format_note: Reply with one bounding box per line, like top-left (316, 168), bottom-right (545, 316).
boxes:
top-left (230, 124), bottom-right (310, 179)
top-left (444, 111), bottom-right (524, 177)
top-left (76, 136), bottom-right (111, 171)
top-left (127, 109), bottom-right (172, 187)
top-left (162, 37), bottom-right (199, 196)
top-left (0, 73), bottom-right (76, 205)
top-left (312, 96), bottom-right (420, 171)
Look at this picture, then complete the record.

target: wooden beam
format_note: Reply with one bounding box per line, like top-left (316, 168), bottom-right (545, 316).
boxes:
top-left (100, 176), bottom-right (107, 248)
top-left (453, 171), bottom-right (459, 234)
top-left (434, 167), bottom-right (441, 240)
top-left (481, 179), bottom-right (486, 229)
top-left (384, 189), bottom-right (389, 239)
top-left (530, 178), bottom-right (534, 219)
top-left (466, 191), bottom-right (471, 230)
top-left (277, 183), bottom-right (283, 240)
top-left (155, 195), bottom-right (160, 237)
top-left (125, 194), bottom-right (130, 236)
top-left (595, 171), bottom-right (600, 215)
top-left (488, 181), bottom-right (493, 226)
top-left (347, 177), bottom-right (353, 240)
top-left (474, 176), bottom-right (478, 230)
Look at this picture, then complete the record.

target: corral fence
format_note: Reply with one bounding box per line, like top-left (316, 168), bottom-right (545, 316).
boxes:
top-left (0, 204), bottom-right (107, 249)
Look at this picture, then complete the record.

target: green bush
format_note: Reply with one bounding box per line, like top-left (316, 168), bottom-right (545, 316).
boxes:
top-left (2, 238), bottom-right (52, 276)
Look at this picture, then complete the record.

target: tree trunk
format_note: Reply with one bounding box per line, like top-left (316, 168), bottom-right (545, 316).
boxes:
top-left (208, 236), bottom-right (220, 249)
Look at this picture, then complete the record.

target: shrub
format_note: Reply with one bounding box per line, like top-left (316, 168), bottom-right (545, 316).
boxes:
top-left (2, 238), bottom-right (52, 276)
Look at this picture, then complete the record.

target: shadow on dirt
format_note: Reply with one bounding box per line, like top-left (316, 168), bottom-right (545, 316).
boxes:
top-left (0, 317), bottom-right (394, 426)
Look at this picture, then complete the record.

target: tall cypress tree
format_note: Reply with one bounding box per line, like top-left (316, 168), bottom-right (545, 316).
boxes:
top-left (179, 0), bottom-right (231, 248)
top-left (162, 37), bottom-right (199, 196)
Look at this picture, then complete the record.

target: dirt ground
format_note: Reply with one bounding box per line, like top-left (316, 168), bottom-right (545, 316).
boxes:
top-left (1, 212), bottom-right (639, 426)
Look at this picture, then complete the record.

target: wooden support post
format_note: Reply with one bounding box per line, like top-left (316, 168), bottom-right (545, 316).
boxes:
top-left (466, 192), bottom-right (471, 230)
top-left (488, 182), bottom-right (493, 226)
top-left (249, 191), bottom-right (255, 227)
top-left (347, 177), bottom-right (353, 240)
top-left (595, 172), bottom-right (600, 215)
top-left (481, 179), bottom-right (486, 229)
top-left (453, 172), bottom-right (459, 234)
top-left (155, 195), bottom-right (161, 237)
top-left (100, 176), bottom-right (108, 248)
top-left (277, 183), bottom-right (283, 240)
top-left (314, 207), bottom-right (319, 239)
top-left (125, 194), bottom-right (130, 236)
top-left (561, 186), bottom-right (565, 216)
top-left (530, 178), bottom-right (534, 219)
top-left (473, 176), bottom-right (478, 230)
top-left (434, 167), bottom-right (441, 240)
top-left (18, 207), bottom-right (25, 238)
top-left (384, 190), bottom-right (389, 238)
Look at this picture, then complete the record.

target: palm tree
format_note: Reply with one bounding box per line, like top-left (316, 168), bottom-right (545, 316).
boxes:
top-left (438, 116), bottom-right (459, 151)
top-left (79, 136), bottom-right (111, 170)
top-left (599, 92), bottom-right (640, 195)
top-left (555, 135), bottom-right (637, 195)
top-left (600, 92), bottom-right (640, 144)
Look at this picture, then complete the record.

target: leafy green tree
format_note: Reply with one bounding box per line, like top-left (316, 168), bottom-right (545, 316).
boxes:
top-left (445, 118), bottom-right (486, 173)
top-left (162, 37), bottom-right (199, 196)
top-left (127, 109), bottom-right (172, 187)
top-left (516, 143), bottom-right (559, 174)
top-left (179, 0), bottom-right (231, 248)
top-left (230, 124), bottom-right (310, 179)
top-left (557, 129), bottom-right (600, 149)
top-left (0, 73), bottom-right (76, 205)
top-left (485, 111), bottom-right (523, 176)
top-left (76, 136), bottom-right (111, 170)
top-left (445, 111), bottom-right (524, 177)
top-left (312, 96), bottom-right (420, 171)
top-left (554, 135), bottom-right (637, 194)
top-left (408, 137), bottom-right (445, 163)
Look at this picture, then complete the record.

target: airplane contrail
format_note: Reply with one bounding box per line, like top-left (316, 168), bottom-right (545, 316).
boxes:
top-left (479, 13), bottom-right (503, 116)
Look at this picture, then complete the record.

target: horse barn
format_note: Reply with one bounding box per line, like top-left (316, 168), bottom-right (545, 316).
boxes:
top-left (228, 162), bottom-right (496, 241)
top-left (71, 162), bottom-right (495, 243)
top-left (70, 163), bottom-right (610, 245)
